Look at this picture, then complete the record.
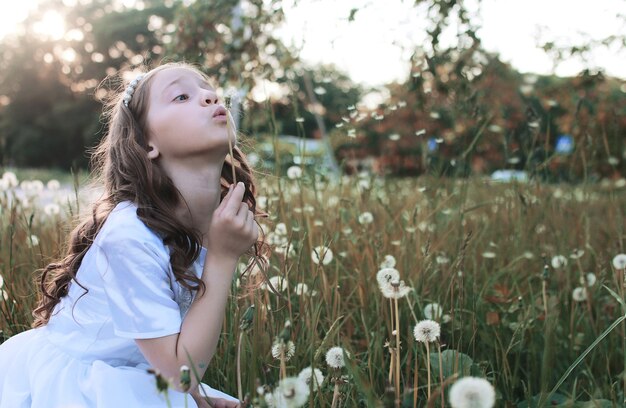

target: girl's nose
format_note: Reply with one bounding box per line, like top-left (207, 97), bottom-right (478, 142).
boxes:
top-left (201, 90), bottom-right (219, 105)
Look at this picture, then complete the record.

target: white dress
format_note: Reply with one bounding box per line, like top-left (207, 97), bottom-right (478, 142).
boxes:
top-left (0, 201), bottom-right (238, 407)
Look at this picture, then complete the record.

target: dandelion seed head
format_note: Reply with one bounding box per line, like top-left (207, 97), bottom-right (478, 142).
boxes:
top-left (380, 279), bottom-right (413, 299)
top-left (380, 255), bottom-right (396, 269)
top-left (551, 255), bottom-right (568, 269)
top-left (424, 303), bottom-right (443, 320)
top-left (44, 203), bottom-right (61, 216)
top-left (287, 166), bottom-right (303, 180)
top-left (270, 377), bottom-right (310, 408)
top-left (311, 246), bottom-right (333, 265)
top-left (297, 367), bottom-right (324, 391)
top-left (358, 211), bottom-right (374, 225)
top-left (1, 172), bottom-right (18, 188)
top-left (449, 377), bottom-right (496, 408)
top-left (376, 268), bottom-right (400, 287)
top-left (572, 287), bottom-right (587, 302)
top-left (294, 283), bottom-right (309, 296)
top-left (28, 235), bottom-right (39, 248)
top-left (612, 254), bottom-right (626, 270)
top-left (271, 340), bottom-right (296, 361)
top-left (413, 320), bottom-right (441, 343)
top-left (325, 346), bottom-right (349, 369)
top-left (580, 273), bottom-right (596, 287)
top-left (46, 179), bottom-right (60, 190)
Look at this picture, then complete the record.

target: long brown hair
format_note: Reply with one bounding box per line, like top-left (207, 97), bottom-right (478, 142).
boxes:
top-left (32, 62), bottom-right (268, 327)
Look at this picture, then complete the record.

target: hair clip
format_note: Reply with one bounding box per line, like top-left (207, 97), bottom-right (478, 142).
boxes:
top-left (123, 74), bottom-right (145, 107)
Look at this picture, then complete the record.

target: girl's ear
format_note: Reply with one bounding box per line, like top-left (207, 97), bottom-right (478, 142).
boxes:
top-left (147, 142), bottom-right (160, 160)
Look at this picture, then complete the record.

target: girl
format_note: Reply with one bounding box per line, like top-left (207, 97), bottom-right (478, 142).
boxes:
top-left (0, 62), bottom-right (266, 407)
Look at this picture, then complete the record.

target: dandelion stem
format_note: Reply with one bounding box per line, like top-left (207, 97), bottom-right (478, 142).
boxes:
top-left (425, 341), bottom-right (431, 400)
top-left (394, 296), bottom-right (401, 408)
top-left (437, 342), bottom-right (444, 408)
top-left (226, 111), bottom-right (237, 184)
top-left (413, 345), bottom-right (419, 408)
top-left (236, 331), bottom-right (244, 402)
top-left (331, 380), bottom-right (340, 408)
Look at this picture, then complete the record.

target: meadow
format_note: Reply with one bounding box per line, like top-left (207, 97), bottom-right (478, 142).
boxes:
top-left (1, 168), bottom-right (625, 407)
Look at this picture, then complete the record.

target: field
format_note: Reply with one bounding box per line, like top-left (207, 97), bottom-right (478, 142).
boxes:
top-left (1, 169), bottom-right (625, 407)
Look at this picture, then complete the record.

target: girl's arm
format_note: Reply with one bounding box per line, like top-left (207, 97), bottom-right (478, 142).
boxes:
top-left (136, 183), bottom-right (257, 393)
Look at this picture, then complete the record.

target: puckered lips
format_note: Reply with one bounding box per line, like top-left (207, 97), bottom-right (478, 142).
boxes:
top-left (212, 106), bottom-right (227, 118)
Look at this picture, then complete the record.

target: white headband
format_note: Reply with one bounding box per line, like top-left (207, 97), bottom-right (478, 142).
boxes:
top-left (123, 74), bottom-right (145, 107)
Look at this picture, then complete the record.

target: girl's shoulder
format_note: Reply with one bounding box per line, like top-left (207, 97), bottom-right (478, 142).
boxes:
top-left (95, 201), bottom-right (167, 255)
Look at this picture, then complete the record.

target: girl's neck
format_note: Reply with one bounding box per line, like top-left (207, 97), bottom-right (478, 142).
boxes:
top-left (161, 159), bottom-right (224, 247)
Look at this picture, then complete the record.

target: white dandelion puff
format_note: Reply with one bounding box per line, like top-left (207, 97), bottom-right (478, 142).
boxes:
top-left (311, 246), bottom-right (333, 265)
top-left (297, 367), bottom-right (324, 391)
top-left (612, 254), bottom-right (626, 270)
top-left (2, 172), bottom-right (18, 188)
top-left (271, 340), bottom-right (296, 361)
top-left (551, 255), bottom-right (568, 269)
top-left (275, 223), bottom-right (288, 236)
top-left (380, 279), bottom-right (413, 299)
top-left (449, 377), bottom-right (496, 408)
top-left (287, 166), bottom-right (303, 180)
top-left (263, 276), bottom-right (288, 292)
top-left (572, 287), bottom-right (587, 302)
top-left (325, 346), bottom-right (349, 369)
top-left (358, 211), bottom-right (374, 225)
top-left (46, 179), bottom-right (60, 190)
top-left (481, 251), bottom-right (496, 259)
top-left (294, 283), bottom-right (309, 296)
top-left (270, 377), bottom-right (310, 408)
top-left (379, 255), bottom-right (396, 269)
top-left (28, 235), bottom-right (39, 248)
top-left (580, 273), bottom-right (596, 287)
top-left (44, 203), bottom-right (61, 216)
top-left (376, 268), bottom-right (400, 288)
top-left (423, 303), bottom-right (443, 320)
top-left (413, 320), bottom-right (441, 343)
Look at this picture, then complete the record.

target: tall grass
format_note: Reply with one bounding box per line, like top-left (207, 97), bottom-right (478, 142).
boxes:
top-left (1, 169), bottom-right (625, 406)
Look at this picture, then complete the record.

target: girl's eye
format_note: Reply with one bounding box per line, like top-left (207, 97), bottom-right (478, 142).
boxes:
top-left (174, 94), bottom-right (189, 102)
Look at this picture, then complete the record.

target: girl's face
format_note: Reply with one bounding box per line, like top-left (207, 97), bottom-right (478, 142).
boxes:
top-left (144, 67), bottom-right (235, 165)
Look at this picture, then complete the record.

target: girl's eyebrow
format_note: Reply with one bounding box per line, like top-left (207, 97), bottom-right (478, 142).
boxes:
top-left (162, 76), bottom-right (214, 94)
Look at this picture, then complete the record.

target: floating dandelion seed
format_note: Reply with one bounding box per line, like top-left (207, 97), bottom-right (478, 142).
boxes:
top-left (449, 377), bottom-right (496, 408)
top-left (551, 255), bottom-right (568, 268)
top-left (287, 166), bottom-right (303, 180)
top-left (436, 255), bottom-right (450, 265)
top-left (311, 246), bottom-right (333, 265)
top-left (325, 347), bottom-right (349, 369)
top-left (271, 377), bottom-right (310, 408)
top-left (271, 340), bottom-right (296, 361)
top-left (413, 320), bottom-right (441, 343)
top-left (298, 367), bottom-right (324, 391)
top-left (423, 303), bottom-right (443, 320)
top-left (415, 129), bottom-right (426, 136)
top-left (358, 211), bottom-right (374, 225)
top-left (379, 255), bottom-right (396, 269)
top-left (612, 254), bottom-right (626, 270)
top-left (389, 133), bottom-right (400, 141)
top-left (481, 251), bottom-right (497, 259)
top-left (572, 287), bottom-right (587, 302)
top-left (295, 117), bottom-right (305, 123)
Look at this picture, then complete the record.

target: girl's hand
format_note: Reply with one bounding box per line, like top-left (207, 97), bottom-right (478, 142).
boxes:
top-left (205, 182), bottom-right (258, 261)
top-left (191, 388), bottom-right (240, 408)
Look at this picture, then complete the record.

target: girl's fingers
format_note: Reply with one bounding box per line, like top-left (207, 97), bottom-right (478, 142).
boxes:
top-left (223, 182), bottom-right (246, 216)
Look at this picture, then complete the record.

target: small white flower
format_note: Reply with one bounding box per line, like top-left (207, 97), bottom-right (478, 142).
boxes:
top-left (297, 366), bottom-right (324, 391)
top-left (551, 255), bottom-right (568, 269)
top-left (612, 254), bottom-right (626, 270)
top-left (294, 283), bottom-right (309, 296)
top-left (325, 346), bottom-right (349, 369)
top-left (423, 303), bottom-right (443, 320)
top-left (413, 320), bottom-right (441, 343)
top-left (271, 340), bottom-right (296, 361)
top-left (358, 211), bottom-right (374, 225)
top-left (379, 255), bottom-right (396, 269)
top-left (449, 377), bottom-right (496, 408)
top-left (287, 166), bottom-right (303, 180)
top-left (572, 287), bottom-right (587, 302)
top-left (311, 246), bottom-right (333, 265)
top-left (271, 377), bottom-right (310, 408)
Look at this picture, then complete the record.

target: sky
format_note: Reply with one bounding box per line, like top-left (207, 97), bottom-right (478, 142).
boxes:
top-left (1, 0), bottom-right (624, 87)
